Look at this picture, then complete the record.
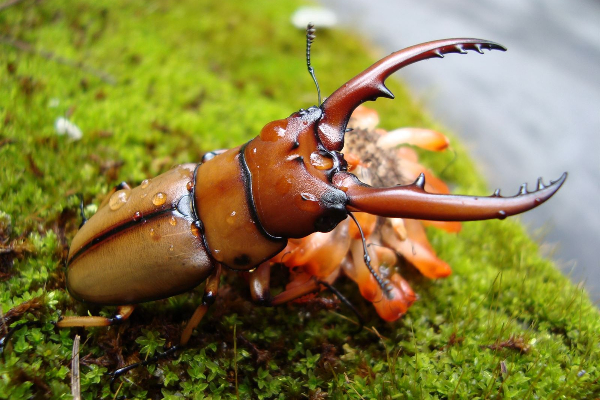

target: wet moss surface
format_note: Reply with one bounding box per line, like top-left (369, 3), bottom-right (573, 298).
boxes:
top-left (1, 1), bottom-right (598, 399)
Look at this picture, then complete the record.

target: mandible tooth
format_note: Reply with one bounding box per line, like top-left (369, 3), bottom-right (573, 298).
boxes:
top-left (413, 173), bottom-right (426, 189)
top-left (455, 44), bottom-right (467, 54)
top-left (537, 177), bottom-right (546, 190)
top-left (519, 183), bottom-right (528, 195)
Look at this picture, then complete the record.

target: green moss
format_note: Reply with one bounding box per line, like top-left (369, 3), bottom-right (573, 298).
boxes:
top-left (0, 1), bottom-right (598, 399)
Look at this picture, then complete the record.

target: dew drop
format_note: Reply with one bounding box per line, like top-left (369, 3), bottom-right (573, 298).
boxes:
top-left (108, 189), bottom-right (130, 211)
top-left (226, 211), bottom-right (237, 225)
top-left (133, 211), bottom-right (142, 221)
top-left (140, 192), bottom-right (148, 199)
top-left (169, 216), bottom-right (177, 226)
top-left (140, 179), bottom-right (150, 189)
top-left (152, 192), bottom-right (167, 206)
top-left (169, 244), bottom-right (174, 252)
top-left (497, 210), bottom-right (507, 220)
top-left (186, 181), bottom-right (194, 192)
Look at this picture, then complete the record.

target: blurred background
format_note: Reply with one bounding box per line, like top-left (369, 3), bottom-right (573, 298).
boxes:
top-left (315, 0), bottom-right (600, 302)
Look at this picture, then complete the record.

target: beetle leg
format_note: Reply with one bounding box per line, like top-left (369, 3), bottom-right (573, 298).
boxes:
top-left (270, 277), bottom-right (321, 306)
top-left (0, 321), bottom-right (44, 353)
top-left (249, 261), bottom-right (271, 305)
top-left (317, 279), bottom-right (365, 330)
top-left (55, 305), bottom-right (135, 328)
top-left (77, 194), bottom-right (88, 228)
top-left (108, 265), bottom-right (221, 387)
top-left (180, 264), bottom-right (222, 346)
top-left (97, 181), bottom-right (132, 210)
top-left (201, 149), bottom-right (228, 163)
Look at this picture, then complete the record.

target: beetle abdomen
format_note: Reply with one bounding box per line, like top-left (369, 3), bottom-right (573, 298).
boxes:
top-left (67, 164), bottom-right (214, 305)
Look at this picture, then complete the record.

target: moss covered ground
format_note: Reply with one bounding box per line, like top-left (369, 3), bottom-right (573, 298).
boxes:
top-left (1, 1), bottom-right (598, 399)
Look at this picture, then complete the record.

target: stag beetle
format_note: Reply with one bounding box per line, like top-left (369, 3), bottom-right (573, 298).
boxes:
top-left (58, 27), bottom-right (566, 367)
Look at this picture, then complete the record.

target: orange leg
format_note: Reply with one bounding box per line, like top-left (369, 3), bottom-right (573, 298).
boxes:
top-left (56, 305), bottom-right (135, 328)
top-left (108, 264), bottom-right (222, 388)
top-left (249, 262), bottom-right (272, 304)
top-left (270, 279), bottom-right (321, 306)
top-left (180, 264), bottom-right (222, 346)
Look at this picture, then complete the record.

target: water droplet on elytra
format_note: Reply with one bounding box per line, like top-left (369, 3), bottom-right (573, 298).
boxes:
top-left (169, 216), bottom-right (177, 226)
top-left (109, 189), bottom-right (130, 210)
top-left (152, 192), bottom-right (167, 206)
top-left (140, 179), bottom-right (150, 189)
top-left (133, 211), bottom-right (142, 221)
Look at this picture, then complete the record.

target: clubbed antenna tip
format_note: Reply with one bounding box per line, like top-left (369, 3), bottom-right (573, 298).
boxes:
top-left (306, 23), bottom-right (321, 105)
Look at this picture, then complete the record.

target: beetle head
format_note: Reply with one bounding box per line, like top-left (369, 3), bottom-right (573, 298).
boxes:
top-left (245, 38), bottom-right (566, 240)
top-left (244, 106), bottom-right (349, 238)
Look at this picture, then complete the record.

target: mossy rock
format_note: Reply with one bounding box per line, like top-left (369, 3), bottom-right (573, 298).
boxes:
top-left (0, 1), bottom-right (598, 399)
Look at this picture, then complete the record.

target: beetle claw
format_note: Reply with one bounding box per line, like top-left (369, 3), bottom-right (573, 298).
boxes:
top-left (317, 38), bottom-right (507, 151)
top-left (337, 171), bottom-right (567, 222)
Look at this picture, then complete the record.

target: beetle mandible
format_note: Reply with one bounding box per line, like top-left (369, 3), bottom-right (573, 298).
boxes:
top-left (57, 28), bottom-right (566, 354)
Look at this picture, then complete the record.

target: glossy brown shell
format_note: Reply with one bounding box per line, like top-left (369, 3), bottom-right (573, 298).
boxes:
top-left (66, 164), bottom-right (214, 305)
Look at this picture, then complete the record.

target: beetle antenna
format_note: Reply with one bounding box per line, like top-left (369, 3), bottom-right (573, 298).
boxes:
top-left (306, 23), bottom-right (322, 105)
top-left (348, 212), bottom-right (392, 299)
top-left (439, 147), bottom-right (458, 178)
top-left (318, 279), bottom-right (365, 331)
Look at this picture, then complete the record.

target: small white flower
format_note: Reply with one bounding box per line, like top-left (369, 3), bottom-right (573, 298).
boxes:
top-left (55, 117), bottom-right (83, 140)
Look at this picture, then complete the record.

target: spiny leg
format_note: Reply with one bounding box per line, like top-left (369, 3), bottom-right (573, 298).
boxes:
top-left (317, 279), bottom-right (365, 331)
top-left (256, 264), bottom-right (364, 329)
top-left (180, 263), bottom-right (222, 346)
top-left (0, 321), bottom-right (44, 353)
top-left (108, 264), bottom-right (222, 388)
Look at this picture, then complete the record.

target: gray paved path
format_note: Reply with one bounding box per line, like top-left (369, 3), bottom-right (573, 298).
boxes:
top-left (320, 0), bottom-right (600, 302)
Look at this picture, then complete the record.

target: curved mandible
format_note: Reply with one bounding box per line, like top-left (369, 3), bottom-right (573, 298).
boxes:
top-left (333, 172), bottom-right (567, 221)
top-left (318, 38), bottom-right (506, 151)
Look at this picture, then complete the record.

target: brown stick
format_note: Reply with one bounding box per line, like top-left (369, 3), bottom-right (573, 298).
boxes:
top-left (0, 34), bottom-right (117, 84)
top-left (0, 0), bottom-right (27, 12)
top-left (71, 335), bottom-right (81, 400)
